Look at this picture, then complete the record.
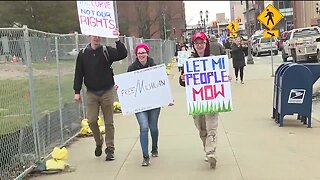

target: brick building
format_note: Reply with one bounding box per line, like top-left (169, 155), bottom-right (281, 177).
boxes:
top-left (117, 1), bottom-right (186, 40)
top-left (293, 1), bottom-right (320, 28)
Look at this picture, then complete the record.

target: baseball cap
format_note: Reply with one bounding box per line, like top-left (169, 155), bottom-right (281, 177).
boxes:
top-left (192, 32), bottom-right (208, 42)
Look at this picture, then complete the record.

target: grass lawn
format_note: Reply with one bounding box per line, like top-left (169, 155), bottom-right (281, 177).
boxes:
top-left (31, 60), bottom-right (75, 70)
top-left (0, 66), bottom-right (75, 134)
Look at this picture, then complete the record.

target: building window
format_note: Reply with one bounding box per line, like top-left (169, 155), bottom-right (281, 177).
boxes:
top-left (284, 1), bottom-right (292, 8)
top-left (279, 1), bottom-right (284, 9)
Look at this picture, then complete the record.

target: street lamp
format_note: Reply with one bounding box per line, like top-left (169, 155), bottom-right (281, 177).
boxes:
top-left (199, 10), bottom-right (209, 33)
top-left (245, 0), bottom-right (254, 64)
top-left (197, 21), bottom-right (201, 31)
top-left (205, 10), bottom-right (209, 34)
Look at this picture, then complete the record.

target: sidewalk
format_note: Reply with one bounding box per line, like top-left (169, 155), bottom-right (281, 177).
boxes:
top-left (31, 59), bottom-right (320, 180)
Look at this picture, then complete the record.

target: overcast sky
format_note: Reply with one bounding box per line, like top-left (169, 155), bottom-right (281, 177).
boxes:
top-left (184, 1), bottom-right (231, 26)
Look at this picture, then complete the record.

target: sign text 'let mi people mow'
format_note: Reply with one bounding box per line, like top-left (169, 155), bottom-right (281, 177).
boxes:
top-left (184, 55), bottom-right (233, 115)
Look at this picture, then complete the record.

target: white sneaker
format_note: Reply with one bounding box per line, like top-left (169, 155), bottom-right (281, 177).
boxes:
top-left (204, 156), bottom-right (208, 162)
top-left (206, 154), bottom-right (217, 168)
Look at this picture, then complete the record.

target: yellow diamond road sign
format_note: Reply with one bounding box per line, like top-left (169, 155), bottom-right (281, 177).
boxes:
top-left (257, 4), bottom-right (283, 30)
top-left (227, 21), bottom-right (239, 32)
top-left (229, 32), bottom-right (238, 38)
top-left (263, 29), bottom-right (280, 38)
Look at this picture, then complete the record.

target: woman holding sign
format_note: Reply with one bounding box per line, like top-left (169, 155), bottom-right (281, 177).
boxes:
top-left (179, 32), bottom-right (231, 169)
top-left (126, 43), bottom-right (173, 166)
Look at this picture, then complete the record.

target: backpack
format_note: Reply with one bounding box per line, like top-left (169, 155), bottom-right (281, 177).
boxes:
top-left (81, 44), bottom-right (110, 65)
top-left (81, 44), bottom-right (114, 75)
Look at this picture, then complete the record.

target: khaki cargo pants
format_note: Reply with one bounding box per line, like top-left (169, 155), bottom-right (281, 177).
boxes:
top-left (86, 88), bottom-right (115, 150)
top-left (193, 113), bottom-right (218, 155)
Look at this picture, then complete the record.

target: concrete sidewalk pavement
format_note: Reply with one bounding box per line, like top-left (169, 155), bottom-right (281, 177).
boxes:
top-left (31, 59), bottom-right (320, 180)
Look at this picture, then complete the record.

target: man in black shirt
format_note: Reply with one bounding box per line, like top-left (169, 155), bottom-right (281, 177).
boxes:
top-left (73, 30), bottom-right (127, 161)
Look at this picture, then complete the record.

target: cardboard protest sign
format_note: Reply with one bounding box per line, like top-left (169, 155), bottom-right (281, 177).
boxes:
top-left (177, 51), bottom-right (191, 67)
top-left (77, 1), bottom-right (117, 38)
top-left (184, 55), bottom-right (232, 115)
top-left (114, 64), bottom-right (173, 115)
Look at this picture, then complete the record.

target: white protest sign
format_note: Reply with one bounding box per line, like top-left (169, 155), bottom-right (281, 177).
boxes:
top-left (114, 64), bottom-right (173, 115)
top-left (177, 51), bottom-right (190, 67)
top-left (77, 1), bottom-right (117, 38)
top-left (184, 55), bottom-right (232, 115)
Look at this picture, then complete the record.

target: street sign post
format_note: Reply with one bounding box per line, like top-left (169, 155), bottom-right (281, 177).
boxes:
top-left (227, 21), bottom-right (239, 32)
top-left (229, 32), bottom-right (238, 38)
top-left (257, 4), bottom-right (283, 30)
top-left (228, 21), bottom-right (239, 38)
top-left (263, 29), bottom-right (280, 38)
top-left (270, 37), bottom-right (275, 77)
top-left (257, 4), bottom-right (283, 77)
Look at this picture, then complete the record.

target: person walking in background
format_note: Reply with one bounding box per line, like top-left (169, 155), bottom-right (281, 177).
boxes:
top-left (223, 38), bottom-right (232, 59)
top-left (179, 32), bottom-right (231, 169)
top-left (231, 37), bottom-right (246, 84)
top-left (127, 43), bottom-right (174, 166)
top-left (209, 36), bottom-right (225, 56)
top-left (73, 30), bottom-right (128, 161)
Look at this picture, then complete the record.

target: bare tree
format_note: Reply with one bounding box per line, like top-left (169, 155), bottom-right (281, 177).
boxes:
top-left (133, 1), bottom-right (181, 39)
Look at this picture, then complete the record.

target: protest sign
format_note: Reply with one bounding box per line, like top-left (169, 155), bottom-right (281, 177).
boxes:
top-left (114, 64), bottom-right (173, 115)
top-left (184, 55), bottom-right (232, 115)
top-left (177, 51), bottom-right (190, 67)
top-left (77, 1), bottom-right (117, 38)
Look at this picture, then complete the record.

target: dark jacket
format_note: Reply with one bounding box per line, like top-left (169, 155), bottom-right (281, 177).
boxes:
top-left (209, 37), bottom-right (225, 56)
top-left (127, 57), bottom-right (156, 72)
top-left (73, 41), bottom-right (128, 94)
top-left (224, 40), bottom-right (231, 49)
top-left (231, 43), bottom-right (246, 68)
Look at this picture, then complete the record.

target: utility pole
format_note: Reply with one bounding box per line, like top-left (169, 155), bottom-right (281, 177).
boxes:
top-left (114, 1), bottom-right (119, 28)
top-left (163, 13), bottom-right (167, 40)
top-left (245, 0), bottom-right (254, 64)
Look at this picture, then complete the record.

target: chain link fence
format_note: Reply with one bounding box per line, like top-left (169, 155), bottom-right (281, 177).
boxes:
top-left (0, 25), bottom-right (175, 180)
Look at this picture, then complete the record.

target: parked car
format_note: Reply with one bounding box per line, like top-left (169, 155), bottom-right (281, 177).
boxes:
top-left (252, 37), bottom-right (278, 56)
top-left (250, 34), bottom-right (263, 44)
top-left (276, 31), bottom-right (288, 51)
top-left (282, 26), bottom-right (320, 63)
top-left (67, 48), bottom-right (78, 56)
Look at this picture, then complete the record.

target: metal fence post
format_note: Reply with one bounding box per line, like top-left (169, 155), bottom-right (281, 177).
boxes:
top-left (160, 40), bottom-right (164, 64)
top-left (23, 25), bottom-right (40, 159)
top-left (55, 36), bottom-right (64, 143)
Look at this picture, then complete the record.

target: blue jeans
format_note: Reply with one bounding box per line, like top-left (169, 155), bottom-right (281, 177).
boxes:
top-left (135, 108), bottom-right (161, 158)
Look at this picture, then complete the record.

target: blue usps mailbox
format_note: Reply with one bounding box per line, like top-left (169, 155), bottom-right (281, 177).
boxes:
top-left (272, 63), bottom-right (292, 121)
top-left (276, 64), bottom-right (313, 127)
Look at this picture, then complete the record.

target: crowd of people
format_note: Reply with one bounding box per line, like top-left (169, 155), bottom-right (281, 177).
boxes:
top-left (73, 29), bottom-right (246, 169)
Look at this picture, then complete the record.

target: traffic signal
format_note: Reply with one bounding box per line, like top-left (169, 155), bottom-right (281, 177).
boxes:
top-left (236, 18), bottom-right (241, 23)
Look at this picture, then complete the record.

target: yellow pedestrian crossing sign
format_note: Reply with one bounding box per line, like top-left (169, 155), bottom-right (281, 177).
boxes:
top-left (227, 21), bottom-right (239, 32)
top-left (263, 29), bottom-right (280, 38)
top-left (229, 32), bottom-right (238, 38)
top-left (257, 4), bottom-right (283, 30)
